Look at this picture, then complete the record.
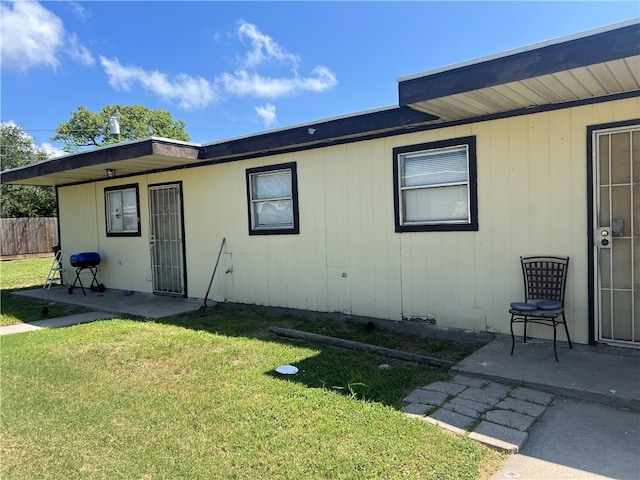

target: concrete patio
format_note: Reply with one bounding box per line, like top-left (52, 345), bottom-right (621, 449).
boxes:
top-left (12, 284), bottom-right (202, 319)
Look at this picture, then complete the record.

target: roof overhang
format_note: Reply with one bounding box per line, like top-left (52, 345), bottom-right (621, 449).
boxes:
top-left (0, 138), bottom-right (201, 186)
top-left (0, 107), bottom-right (437, 187)
top-left (199, 105), bottom-right (438, 161)
top-left (398, 19), bottom-right (640, 122)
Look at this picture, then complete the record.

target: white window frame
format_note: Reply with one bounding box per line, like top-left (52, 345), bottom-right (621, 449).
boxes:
top-left (394, 137), bottom-right (478, 232)
top-left (246, 162), bottom-right (299, 235)
top-left (105, 184), bottom-right (141, 236)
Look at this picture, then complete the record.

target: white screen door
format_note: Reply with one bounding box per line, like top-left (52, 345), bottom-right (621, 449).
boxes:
top-left (149, 183), bottom-right (185, 295)
top-left (593, 126), bottom-right (639, 346)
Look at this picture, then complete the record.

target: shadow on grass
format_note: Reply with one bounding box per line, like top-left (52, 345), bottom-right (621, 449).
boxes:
top-left (0, 288), bottom-right (90, 326)
top-left (1, 286), bottom-right (483, 409)
top-left (144, 307), bottom-right (471, 409)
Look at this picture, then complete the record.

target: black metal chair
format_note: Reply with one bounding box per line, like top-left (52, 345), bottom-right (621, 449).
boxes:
top-left (509, 255), bottom-right (572, 362)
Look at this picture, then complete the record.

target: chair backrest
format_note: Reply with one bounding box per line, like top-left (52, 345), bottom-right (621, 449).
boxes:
top-left (521, 256), bottom-right (570, 304)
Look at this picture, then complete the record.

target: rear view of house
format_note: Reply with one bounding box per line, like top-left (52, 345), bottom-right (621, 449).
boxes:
top-left (3, 20), bottom-right (639, 348)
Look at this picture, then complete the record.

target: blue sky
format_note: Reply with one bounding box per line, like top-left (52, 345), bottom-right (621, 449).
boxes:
top-left (1, 1), bottom-right (638, 158)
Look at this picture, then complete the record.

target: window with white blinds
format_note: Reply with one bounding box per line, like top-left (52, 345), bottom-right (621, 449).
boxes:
top-left (246, 162), bottom-right (299, 235)
top-left (393, 137), bottom-right (478, 232)
top-left (105, 184), bottom-right (141, 236)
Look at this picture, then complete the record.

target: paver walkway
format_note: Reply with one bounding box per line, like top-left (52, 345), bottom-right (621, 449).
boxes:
top-left (403, 374), bottom-right (553, 452)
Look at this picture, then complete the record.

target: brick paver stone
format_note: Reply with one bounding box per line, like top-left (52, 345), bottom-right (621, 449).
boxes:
top-left (470, 421), bottom-right (529, 453)
top-left (421, 381), bottom-right (467, 396)
top-left (440, 401), bottom-right (482, 419)
top-left (403, 403), bottom-right (434, 415)
top-left (481, 382), bottom-right (512, 398)
top-left (510, 386), bottom-right (554, 406)
top-left (449, 396), bottom-right (492, 415)
top-left (428, 408), bottom-right (476, 430)
top-left (496, 397), bottom-right (547, 417)
top-left (484, 409), bottom-right (537, 431)
top-left (458, 386), bottom-right (507, 405)
top-left (403, 389), bottom-right (448, 406)
top-left (449, 375), bottom-right (488, 388)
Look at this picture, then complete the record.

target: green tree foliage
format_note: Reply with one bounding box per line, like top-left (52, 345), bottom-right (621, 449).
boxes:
top-left (0, 123), bottom-right (56, 218)
top-left (52, 105), bottom-right (191, 151)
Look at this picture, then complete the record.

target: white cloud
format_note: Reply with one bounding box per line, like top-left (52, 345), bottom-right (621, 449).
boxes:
top-left (100, 56), bottom-right (217, 109)
top-left (1, 1), bottom-right (64, 71)
top-left (0, 1), bottom-right (94, 72)
top-left (217, 22), bottom-right (338, 100)
top-left (255, 103), bottom-right (277, 127)
top-left (98, 20), bottom-right (336, 112)
top-left (66, 1), bottom-right (90, 21)
top-left (218, 66), bottom-right (337, 99)
top-left (66, 33), bottom-right (95, 67)
top-left (237, 20), bottom-right (299, 69)
top-left (40, 142), bottom-right (66, 158)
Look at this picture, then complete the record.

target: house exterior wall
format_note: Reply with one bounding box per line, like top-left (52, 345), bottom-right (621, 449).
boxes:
top-left (56, 97), bottom-right (640, 343)
top-left (59, 177), bottom-right (154, 293)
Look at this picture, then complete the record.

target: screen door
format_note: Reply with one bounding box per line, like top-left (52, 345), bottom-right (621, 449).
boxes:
top-left (149, 183), bottom-right (186, 295)
top-left (593, 126), bottom-right (639, 346)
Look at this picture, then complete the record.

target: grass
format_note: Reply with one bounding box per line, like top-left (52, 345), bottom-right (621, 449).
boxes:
top-left (1, 257), bottom-right (88, 326)
top-left (1, 257), bottom-right (506, 479)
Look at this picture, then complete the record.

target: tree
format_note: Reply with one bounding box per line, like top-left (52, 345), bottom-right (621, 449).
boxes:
top-left (0, 123), bottom-right (57, 217)
top-left (52, 105), bottom-right (191, 151)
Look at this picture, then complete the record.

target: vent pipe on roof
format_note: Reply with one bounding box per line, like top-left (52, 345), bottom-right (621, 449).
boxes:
top-left (108, 107), bottom-right (121, 141)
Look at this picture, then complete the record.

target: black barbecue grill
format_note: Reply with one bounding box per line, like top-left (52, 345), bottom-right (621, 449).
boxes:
top-left (68, 252), bottom-right (104, 295)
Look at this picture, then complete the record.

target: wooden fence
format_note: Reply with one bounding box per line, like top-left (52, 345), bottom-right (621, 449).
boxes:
top-left (1, 217), bottom-right (58, 258)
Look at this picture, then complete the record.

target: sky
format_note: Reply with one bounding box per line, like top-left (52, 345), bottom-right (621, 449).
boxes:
top-left (1, 1), bottom-right (639, 159)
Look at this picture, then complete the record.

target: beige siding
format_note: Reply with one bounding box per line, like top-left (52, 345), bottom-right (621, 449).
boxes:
top-left (57, 97), bottom-right (640, 343)
top-left (97, 177), bottom-right (152, 293)
top-left (58, 184), bottom-right (99, 259)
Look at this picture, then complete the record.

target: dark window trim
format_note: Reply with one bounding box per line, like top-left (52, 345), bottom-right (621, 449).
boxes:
top-left (393, 136), bottom-right (478, 232)
top-left (246, 162), bottom-right (300, 235)
top-left (104, 183), bottom-right (141, 237)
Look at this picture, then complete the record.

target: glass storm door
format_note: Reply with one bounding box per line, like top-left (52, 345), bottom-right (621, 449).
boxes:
top-left (149, 183), bottom-right (186, 295)
top-left (593, 126), bottom-right (639, 346)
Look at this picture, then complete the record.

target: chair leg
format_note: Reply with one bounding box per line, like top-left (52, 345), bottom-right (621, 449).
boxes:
top-left (553, 324), bottom-right (559, 362)
top-left (523, 319), bottom-right (528, 344)
top-left (562, 313), bottom-right (573, 349)
top-left (510, 315), bottom-right (516, 355)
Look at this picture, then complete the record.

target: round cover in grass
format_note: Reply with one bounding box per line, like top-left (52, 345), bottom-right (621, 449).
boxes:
top-left (275, 365), bottom-right (299, 374)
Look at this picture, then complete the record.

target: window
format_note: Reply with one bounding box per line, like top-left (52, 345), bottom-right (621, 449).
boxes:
top-left (393, 136), bottom-right (477, 232)
top-left (105, 184), bottom-right (141, 236)
top-left (246, 162), bottom-right (299, 235)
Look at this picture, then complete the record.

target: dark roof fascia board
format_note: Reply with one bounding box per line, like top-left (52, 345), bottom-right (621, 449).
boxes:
top-left (199, 106), bottom-right (438, 160)
top-left (4, 92), bottom-right (637, 189)
top-left (0, 138), bottom-right (199, 184)
top-left (209, 91), bottom-right (640, 164)
top-left (398, 21), bottom-right (640, 106)
top-left (60, 91), bottom-right (640, 189)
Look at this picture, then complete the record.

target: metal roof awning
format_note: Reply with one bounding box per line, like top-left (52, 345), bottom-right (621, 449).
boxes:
top-left (398, 20), bottom-right (640, 122)
top-left (0, 138), bottom-right (201, 187)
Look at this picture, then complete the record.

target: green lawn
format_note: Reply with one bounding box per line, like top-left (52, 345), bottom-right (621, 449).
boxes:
top-left (1, 257), bottom-right (88, 326)
top-left (1, 258), bottom-right (505, 479)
